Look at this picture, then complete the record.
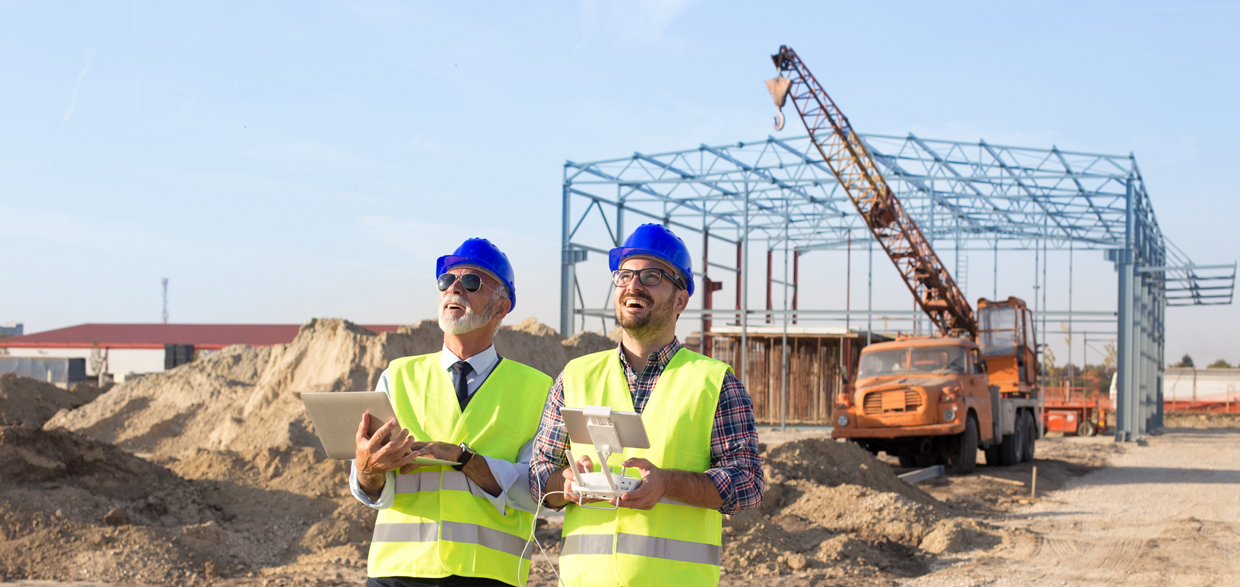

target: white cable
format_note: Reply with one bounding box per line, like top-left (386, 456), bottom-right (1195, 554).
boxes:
top-left (518, 490), bottom-right (570, 587)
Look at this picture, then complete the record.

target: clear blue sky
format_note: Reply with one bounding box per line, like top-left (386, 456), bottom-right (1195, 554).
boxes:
top-left (2, 1), bottom-right (1237, 367)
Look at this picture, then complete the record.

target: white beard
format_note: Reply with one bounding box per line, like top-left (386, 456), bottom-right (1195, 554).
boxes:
top-left (439, 293), bottom-right (500, 335)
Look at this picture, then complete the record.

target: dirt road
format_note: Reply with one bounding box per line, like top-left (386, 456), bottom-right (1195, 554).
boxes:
top-left (905, 428), bottom-right (1240, 586)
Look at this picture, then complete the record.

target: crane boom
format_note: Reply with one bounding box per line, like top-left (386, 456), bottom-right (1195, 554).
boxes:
top-left (768, 45), bottom-right (977, 339)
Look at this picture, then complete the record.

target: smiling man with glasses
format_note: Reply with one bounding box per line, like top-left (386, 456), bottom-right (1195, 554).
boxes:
top-left (530, 223), bottom-right (765, 587)
top-left (350, 237), bottom-right (553, 587)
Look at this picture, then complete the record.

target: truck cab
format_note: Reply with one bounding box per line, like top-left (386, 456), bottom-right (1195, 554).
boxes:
top-left (832, 297), bottom-right (1042, 472)
top-left (832, 337), bottom-right (993, 471)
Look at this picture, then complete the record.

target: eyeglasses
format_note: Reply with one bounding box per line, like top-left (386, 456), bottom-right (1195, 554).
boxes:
top-left (611, 268), bottom-right (685, 290)
top-left (437, 272), bottom-right (499, 295)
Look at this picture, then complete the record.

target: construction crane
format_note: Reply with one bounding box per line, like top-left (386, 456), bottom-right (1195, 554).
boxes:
top-left (765, 45), bottom-right (976, 339)
top-left (767, 45), bottom-right (1040, 473)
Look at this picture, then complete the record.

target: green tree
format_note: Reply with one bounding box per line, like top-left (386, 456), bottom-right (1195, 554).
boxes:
top-left (1207, 359), bottom-right (1232, 369)
top-left (1172, 354), bottom-right (1195, 368)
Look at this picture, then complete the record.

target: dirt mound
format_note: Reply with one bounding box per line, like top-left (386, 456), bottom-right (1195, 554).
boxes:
top-left (918, 517), bottom-right (1000, 554)
top-left (0, 426), bottom-right (231, 583)
top-left (563, 330), bottom-right (615, 356)
top-left (718, 438), bottom-right (998, 580)
top-left (46, 317), bottom-right (589, 462)
top-left (1164, 412), bottom-right (1240, 429)
top-left (17, 316), bottom-right (616, 584)
top-left (0, 373), bottom-right (101, 428)
top-left (764, 437), bottom-right (939, 507)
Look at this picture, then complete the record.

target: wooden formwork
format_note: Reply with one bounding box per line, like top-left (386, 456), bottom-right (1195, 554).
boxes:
top-left (704, 329), bottom-right (883, 425)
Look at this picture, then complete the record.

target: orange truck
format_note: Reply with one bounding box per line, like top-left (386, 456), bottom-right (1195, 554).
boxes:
top-left (831, 297), bottom-right (1041, 474)
top-left (764, 46), bottom-right (1042, 475)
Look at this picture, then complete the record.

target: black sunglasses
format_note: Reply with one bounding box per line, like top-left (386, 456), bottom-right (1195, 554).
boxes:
top-left (437, 272), bottom-right (499, 294)
top-left (612, 268), bottom-right (685, 290)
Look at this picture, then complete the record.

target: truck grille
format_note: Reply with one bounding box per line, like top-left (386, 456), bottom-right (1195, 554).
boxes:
top-left (863, 390), bottom-right (924, 415)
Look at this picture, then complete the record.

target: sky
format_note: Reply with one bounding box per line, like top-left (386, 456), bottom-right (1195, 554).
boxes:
top-left (1, 1), bottom-right (1237, 368)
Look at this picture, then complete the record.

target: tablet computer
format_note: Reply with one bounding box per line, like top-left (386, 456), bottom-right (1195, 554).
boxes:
top-left (300, 391), bottom-right (406, 459)
top-left (301, 391), bottom-right (461, 465)
top-left (560, 406), bottom-right (650, 450)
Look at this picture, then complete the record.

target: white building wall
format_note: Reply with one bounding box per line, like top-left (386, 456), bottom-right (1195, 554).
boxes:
top-left (3, 347), bottom-right (166, 378)
top-left (1165, 368), bottom-right (1240, 404)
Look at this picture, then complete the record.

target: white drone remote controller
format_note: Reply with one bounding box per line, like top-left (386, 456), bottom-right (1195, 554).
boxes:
top-left (560, 406), bottom-right (650, 509)
top-left (565, 448), bottom-right (642, 503)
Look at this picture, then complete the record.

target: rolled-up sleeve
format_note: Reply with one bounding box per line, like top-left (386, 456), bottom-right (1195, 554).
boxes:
top-left (529, 374), bottom-right (569, 507)
top-left (704, 371), bottom-right (765, 514)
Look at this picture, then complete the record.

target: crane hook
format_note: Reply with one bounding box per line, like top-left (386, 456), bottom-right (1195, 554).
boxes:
top-left (765, 76), bottom-right (792, 132)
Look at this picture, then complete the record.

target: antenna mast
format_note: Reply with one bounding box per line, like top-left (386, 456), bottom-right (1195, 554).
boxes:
top-left (161, 278), bottom-right (169, 324)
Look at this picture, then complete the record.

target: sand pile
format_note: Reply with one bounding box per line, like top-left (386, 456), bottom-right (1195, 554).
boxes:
top-left (46, 317), bottom-right (613, 462)
top-left (0, 373), bottom-right (102, 428)
top-left (720, 438), bottom-right (998, 580)
top-left (9, 317), bottom-right (611, 584)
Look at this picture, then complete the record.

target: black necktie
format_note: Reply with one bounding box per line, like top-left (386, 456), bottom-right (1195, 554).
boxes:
top-left (451, 361), bottom-right (474, 412)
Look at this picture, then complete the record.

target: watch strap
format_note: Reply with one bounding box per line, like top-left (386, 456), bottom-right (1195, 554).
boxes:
top-left (453, 443), bottom-right (475, 471)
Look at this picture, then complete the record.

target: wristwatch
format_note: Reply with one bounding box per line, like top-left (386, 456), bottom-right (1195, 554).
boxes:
top-left (453, 442), bottom-right (476, 471)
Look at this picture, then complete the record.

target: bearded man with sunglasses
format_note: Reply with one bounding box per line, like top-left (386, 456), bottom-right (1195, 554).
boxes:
top-left (350, 238), bottom-right (553, 587)
top-left (530, 224), bottom-right (764, 587)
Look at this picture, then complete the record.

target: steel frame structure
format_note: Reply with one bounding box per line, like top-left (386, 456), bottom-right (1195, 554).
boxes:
top-left (560, 133), bottom-right (1235, 441)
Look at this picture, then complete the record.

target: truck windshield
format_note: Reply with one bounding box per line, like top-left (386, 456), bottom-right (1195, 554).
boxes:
top-left (978, 306), bottom-right (1017, 356)
top-left (859, 346), bottom-right (967, 378)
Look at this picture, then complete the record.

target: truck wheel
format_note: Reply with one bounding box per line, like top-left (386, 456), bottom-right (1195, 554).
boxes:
top-left (1077, 420), bottom-right (1096, 437)
top-left (998, 413), bottom-right (1024, 466)
top-left (1021, 411), bottom-right (1037, 463)
top-left (984, 445), bottom-right (1002, 467)
top-left (947, 416), bottom-right (978, 475)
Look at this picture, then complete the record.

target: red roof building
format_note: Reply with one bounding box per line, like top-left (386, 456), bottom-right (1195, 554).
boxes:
top-left (0, 323), bottom-right (403, 379)
top-left (0, 323), bottom-right (401, 351)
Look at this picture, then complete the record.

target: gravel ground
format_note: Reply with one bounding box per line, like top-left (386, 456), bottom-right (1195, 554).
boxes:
top-left (899, 427), bottom-right (1240, 586)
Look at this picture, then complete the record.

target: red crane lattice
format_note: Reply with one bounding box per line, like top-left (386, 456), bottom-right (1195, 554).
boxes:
top-left (768, 45), bottom-right (977, 339)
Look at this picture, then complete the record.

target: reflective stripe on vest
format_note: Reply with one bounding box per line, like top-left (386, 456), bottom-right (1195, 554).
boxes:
top-left (562, 533), bottom-right (721, 566)
top-left (559, 347), bottom-right (730, 586)
top-left (373, 521), bottom-right (534, 560)
top-left (368, 353), bottom-right (551, 582)
top-left (394, 470), bottom-right (495, 501)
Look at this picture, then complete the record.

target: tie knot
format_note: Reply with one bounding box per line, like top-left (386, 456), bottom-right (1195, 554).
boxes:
top-left (452, 361), bottom-right (473, 377)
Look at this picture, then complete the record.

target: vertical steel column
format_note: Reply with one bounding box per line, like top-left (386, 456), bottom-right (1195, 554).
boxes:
top-left (792, 250), bottom-right (799, 325)
top-left (560, 181), bottom-right (575, 336)
top-left (781, 221), bottom-right (790, 432)
top-left (740, 182), bottom-right (750, 391)
top-left (1150, 271), bottom-right (1160, 426)
top-left (766, 250), bottom-right (773, 324)
top-left (1115, 177), bottom-right (1137, 441)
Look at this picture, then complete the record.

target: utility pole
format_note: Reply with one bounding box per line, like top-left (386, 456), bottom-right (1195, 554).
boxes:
top-left (162, 278), bottom-right (169, 324)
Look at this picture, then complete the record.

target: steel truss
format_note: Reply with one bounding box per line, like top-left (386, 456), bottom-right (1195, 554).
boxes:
top-left (560, 133), bottom-right (1235, 440)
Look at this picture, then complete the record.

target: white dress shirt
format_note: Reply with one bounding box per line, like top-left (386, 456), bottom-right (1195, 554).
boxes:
top-left (348, 344), bottom-right (538, 515)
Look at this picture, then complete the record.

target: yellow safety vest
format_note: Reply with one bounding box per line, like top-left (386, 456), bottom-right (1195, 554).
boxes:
top-left (559, 348), bottom-right (730, 587)
top-left (368, 354), bottom-right (551, 585)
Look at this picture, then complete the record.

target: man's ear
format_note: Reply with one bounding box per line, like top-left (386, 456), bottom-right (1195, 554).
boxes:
top-left (673, 290), bottom-right (690, 315)
top-left (495, 297), bottom-right (513, 321)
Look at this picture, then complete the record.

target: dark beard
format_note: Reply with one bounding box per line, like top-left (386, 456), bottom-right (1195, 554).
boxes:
top-left (615, 292), bottom-right (675, 341)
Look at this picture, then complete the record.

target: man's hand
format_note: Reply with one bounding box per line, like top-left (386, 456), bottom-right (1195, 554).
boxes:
top-left (616, 457), bottom-right (666, 510)
top-left (398, 442), bottom-right (465, 474)
top-left (354, 414), bottom-right (419, 500)
top-left (544, 453), bottom-right (604, 507)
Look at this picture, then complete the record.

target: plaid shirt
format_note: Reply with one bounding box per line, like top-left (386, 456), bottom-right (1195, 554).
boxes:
top-left (529, 339), bottom-right (764, 514)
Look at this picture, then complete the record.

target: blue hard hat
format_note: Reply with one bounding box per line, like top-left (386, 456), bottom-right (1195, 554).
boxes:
top-left (609, 224), bottom-right (695, 297)
top-left (437, 238), bottom-right (517, 310)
